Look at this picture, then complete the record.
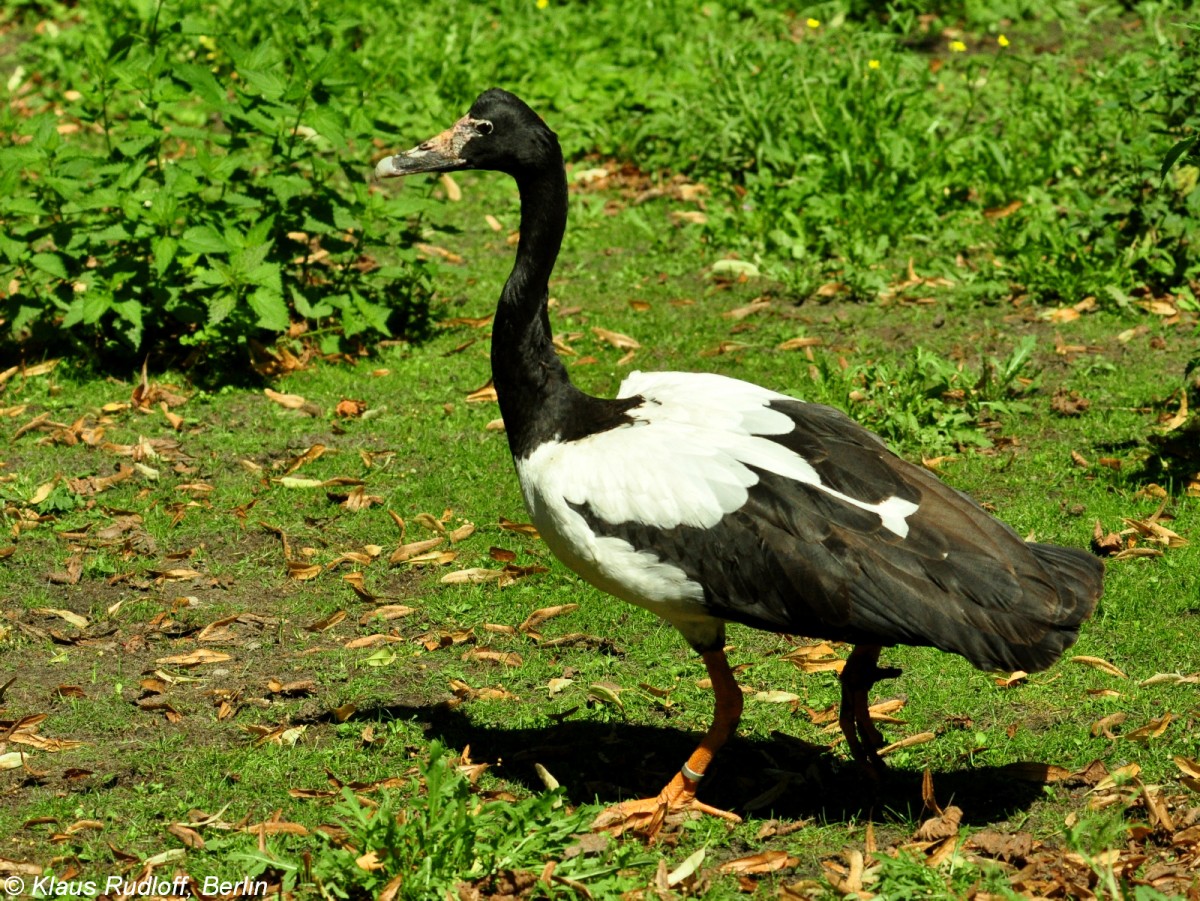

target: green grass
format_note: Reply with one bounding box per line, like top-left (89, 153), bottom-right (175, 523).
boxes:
top-left (2, 0), bottom-right (1200, 898)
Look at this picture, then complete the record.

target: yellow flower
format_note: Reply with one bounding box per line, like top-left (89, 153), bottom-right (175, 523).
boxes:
top-left (949, 40), bottom-right (967, 52)
top-left (868, 59), bottom-right (880, 69)
top-left (806, 17), bottom-right (820, 28)
top-left (997, 34), bottom-right (1010, 47)
top-left (537, 0), bottom-right (548, 7)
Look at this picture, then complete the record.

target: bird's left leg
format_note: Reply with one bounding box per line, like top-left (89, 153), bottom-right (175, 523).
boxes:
top-left (591, 648), bottom-right (744, 841)
top-left (838, 644), bottom-right (902, 776)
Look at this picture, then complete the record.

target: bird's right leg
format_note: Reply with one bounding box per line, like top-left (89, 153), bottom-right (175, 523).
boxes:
top-left (591, 648), bottom-right (744, 841)
top-left (838, 644), bottom-right (902, 776)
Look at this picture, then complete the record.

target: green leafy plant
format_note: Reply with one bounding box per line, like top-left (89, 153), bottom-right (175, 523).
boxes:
top-left (284, 743), bottom-right (649, 900)
top-left (0, 0), bottom-right (434, 363)
top-left (830, 337), bottom-right (1037, 454)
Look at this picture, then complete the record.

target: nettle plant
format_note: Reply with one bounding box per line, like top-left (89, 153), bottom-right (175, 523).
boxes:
top-left (0, 0), bottom-right (433, 360)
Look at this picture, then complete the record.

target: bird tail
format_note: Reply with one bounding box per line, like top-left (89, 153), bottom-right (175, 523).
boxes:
top-left (1011, 542), bottom-right (1103, 671)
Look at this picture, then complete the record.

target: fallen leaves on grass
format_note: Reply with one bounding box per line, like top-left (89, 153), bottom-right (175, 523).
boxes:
top-left (519, 604), bottom-right (579, 635)
top-left (782, 642), bottom-right (845, 674)
top-left (244, 724), bottom-right (307, 747)
top-left (587, 325), bottom-right (642, 351)
top-left (1126, 712), bottom-right (1173, 742)
top-left (462, 647), bottom-right (523, 668)
top-left (466, 379), bottom-right (498, 403)
top-left (155, 649), bottom-right (231, 667)
top-left (1051, 389), bottom-right (1090, 417)
top-left (499, 516), bottom-right (540, 538)
top-left (304, 609), bottom-right (346, 632)
top-left (441, 563), bottom-right (548, 587)
top-left (390, 536), bottom-right (445, 564)
top-left (264, 387), bottom-right (320, 416)
top-left (717, 849), bottom-right (798, 875)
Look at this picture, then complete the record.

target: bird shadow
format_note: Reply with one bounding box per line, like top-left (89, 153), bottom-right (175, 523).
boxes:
top-left (356, 701), bottom-right (1045, 829)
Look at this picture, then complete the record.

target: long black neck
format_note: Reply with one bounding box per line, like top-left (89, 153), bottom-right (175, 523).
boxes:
top-left (490, 147), bottom-right (641, 461)
top-left (486, 156), bottom-right (573, 453)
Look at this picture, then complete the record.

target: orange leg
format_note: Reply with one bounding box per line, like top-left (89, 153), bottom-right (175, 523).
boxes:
top-left (591, 648), bottom-right (744, 841)
top-left (838, 644), bottom-right (902, 777)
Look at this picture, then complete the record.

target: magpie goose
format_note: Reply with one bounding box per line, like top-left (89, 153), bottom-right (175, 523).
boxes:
top-left (375, 89), bottom-right (1104, 840)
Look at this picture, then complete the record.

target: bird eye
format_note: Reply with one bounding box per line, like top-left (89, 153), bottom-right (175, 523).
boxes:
top-left (476, 120), bottom-right (494, 135)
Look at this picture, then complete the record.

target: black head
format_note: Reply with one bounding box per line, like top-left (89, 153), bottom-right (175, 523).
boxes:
top-left (374, 88), bottom-right (560, 180)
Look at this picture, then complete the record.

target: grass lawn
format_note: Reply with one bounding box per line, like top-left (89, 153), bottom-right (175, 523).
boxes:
top-left (2, 1), bottom-right (1199, 898)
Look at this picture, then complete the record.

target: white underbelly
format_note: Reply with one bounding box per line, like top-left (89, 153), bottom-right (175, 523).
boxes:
top-left (515, 461), bottom-right (711, 628)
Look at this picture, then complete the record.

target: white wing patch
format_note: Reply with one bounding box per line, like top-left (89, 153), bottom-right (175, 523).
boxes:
top-left (519, 370), bottom-right (917, 538)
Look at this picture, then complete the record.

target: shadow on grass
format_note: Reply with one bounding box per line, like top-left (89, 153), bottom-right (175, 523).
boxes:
top-left (359, 702), bottom-right (1045, 828)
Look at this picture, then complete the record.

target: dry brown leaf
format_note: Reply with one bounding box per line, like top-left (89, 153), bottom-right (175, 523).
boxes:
top-left (921, 767), bottom-right (942, 816)
top-left (790, 658), bottom-right (845, 674)
top-left (721, 298), bottom-right (771, 320)
top-left (1126, 712), bottom-right (1173, 742)
top-left (591, 327), bottom-right (640, 350)
top-left (784, 642), bottom-right (839, 659)
top-left (166, 823), bottom-right (205, 849)
top-left (32, 608), bottom-right (88, 629)
top-left (499, 517), bottom-right (540, 538)
top-left (1123, 517), bottom-right (1188, 549)
top-left (466, 379), bottom-right (498, 403)
top-left (1051, 390), bottom-right (1090, 417)
top-left (913, 805), bottom-right (962, 842)
top-left (305, 610), bottom-right (347, 633)
top-left (1159, 391), bottom-right (1188, 433)
top-left (413, 512), bottom-right (446, 533)
top-left (820, 851), bottom-right (865, 896)
top-left (1091, 761), bottom-right (1141, 793)
top-left (326, 552), bottom-right (374, 570)
top-left (994, 670), bottom-right (1028, 688)
top-left (441, 567), bottom-right (505, 584)
top-left (389, 537), bottom-right (444, 564)
top-left (267, 679), bottom-right (317, 696)
top-left (1041, 306), bottom-right (1080, 323)
top-left (448, 522), bottom-right (476, 542)
top-left (1090, 711), bottom-right (1127, 739)
top-left (439, 172), bottom-right (462, 201)
top-left (1000, 761), bottom-right (1074, 783)
top-left (416, 242), bottom-right (464, 264)
top-left (697, 340), bottom-right (750, 357)
top-left (717, 849), bottom-right (798, 875)
top-left (1173, 756), bottom-right (1200, 781)
top-left (983, 199), bottom-right (1023, 220)
top-left (155, 650), bottom-right (231, 667)
top-left (776, 336), bottom-right (823, 351)
top-left (343, 634), bottom-right (402, 649)
top-left (462, 648), bottom-right (523, 667)
top-left (242, 818), bottom-right (309, 836)
top-left (749, 689), bottom-right (801, 705)
top-left (1070, 655), bottom-right (1127, 678)
top-left (359, 605), bottom-right (415, 624)
top-left (264, 388), bottom-right (310, 409)
top-left (1092, 519), bottom-right (1125, 556)
top-left (287, 560), bottom-right (323, 581)
top-left (406, 550), bottom-right (457, 567)
top-left (1140, 299), bottom-right (1178, 316)
top-left (879, 731), bottom-right (936, 755)
top-left (965, 830), bottom-right (1032, 863)
top-left (519, 604), bottom-right (579, 634)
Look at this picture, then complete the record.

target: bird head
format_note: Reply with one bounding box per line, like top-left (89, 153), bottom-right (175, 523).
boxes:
top-left (374, 88), bottom-right (557, 179)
